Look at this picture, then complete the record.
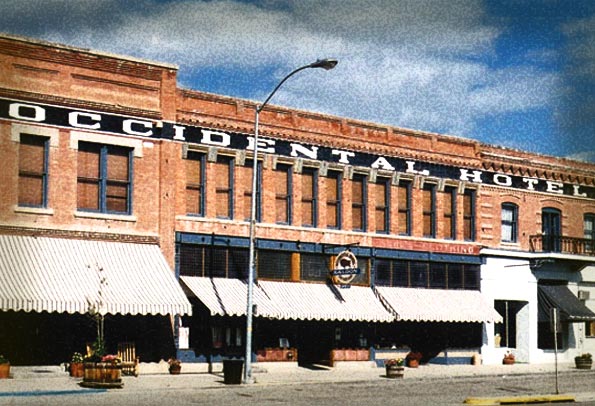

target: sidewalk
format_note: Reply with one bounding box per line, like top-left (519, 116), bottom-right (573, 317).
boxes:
top-left (2, 361), bottom-right (594, 402)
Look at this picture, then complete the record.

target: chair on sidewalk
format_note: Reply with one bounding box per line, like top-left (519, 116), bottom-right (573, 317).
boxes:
top-left (117, 342), bottom-right (140, 377)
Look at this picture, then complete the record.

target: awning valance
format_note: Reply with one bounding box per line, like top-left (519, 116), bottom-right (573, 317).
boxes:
top-left (538, 285), bottom-right (595, 323)
top-left (0, 235), bottom-right (192, 316)
top-left (374, 286), bottom-right (503, 323)
top-left (180, 277), bottom-right (394, 322)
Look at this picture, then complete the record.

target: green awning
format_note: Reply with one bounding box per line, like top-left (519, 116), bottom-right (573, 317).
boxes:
top-left (538, 285), bottom-right (595, 323)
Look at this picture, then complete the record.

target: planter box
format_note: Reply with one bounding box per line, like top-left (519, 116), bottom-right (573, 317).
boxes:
top-left (385, 365), bottom-right (404, 378)
top-left (575, 358), bottom-right (592, 370)
top-left (81, 362), bottom-right (123, 388)
top-left (256, 348), bottom-right (298, 362)
top-left (0, 363), bottom-right (9, 379)
top-left (70, 362), bottom-right (84, 378)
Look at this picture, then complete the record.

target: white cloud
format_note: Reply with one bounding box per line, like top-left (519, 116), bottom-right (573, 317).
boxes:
top-left (0, 0), bottom-right (575, 155)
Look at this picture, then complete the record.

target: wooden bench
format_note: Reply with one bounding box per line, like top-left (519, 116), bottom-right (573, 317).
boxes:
top-left (117, 342), bottom-right (140, 377)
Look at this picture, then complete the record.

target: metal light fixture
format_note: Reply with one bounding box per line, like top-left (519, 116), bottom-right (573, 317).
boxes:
top-left (244, 58), bottom-right (338, 383)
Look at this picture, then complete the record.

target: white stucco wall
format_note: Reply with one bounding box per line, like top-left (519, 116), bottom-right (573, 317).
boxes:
top-left (481, 253), bottom-right (594, 365)
top-left (481, 256), bottom-right (536, 365)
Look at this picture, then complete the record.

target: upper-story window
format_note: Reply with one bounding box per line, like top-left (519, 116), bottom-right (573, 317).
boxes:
top-left (583, 213), bottom-right (595, 254)
top-left (325, 170), bottom-right (342, 229)
top-left (215, 155), bottom-right (234, 219)
top-left (442, 186), bottom-right (456, 239)
top-left (185, 151), bottom-right (205, 216)
top-left (463, 189), bottom-right (476, 241)
top-left (242, 159), bottom-right (261, 222)
top-left (542, 207), bottom-right (561, 252)
top-left (352, 174), bottom-right (367, 231)
top-left (275, 164), bottom-right (292, 224)
top-left (18, 134), bottom-right (49, 208)
top-left (397, 180), bottom-right (412, 236)
top-left (501, 203), bottom-right (519, 243)
top-left (422, 183), bottom-right (436, 238)
top-left (375, 177), bottom-right (390, 234)
top-left (77, 142), bottom-right (132, 214)
top-left (301, 167), bottom-right (318, 227)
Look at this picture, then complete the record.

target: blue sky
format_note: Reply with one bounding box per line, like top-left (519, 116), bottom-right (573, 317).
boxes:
top-left (1, 0), bottom-right (594, 162)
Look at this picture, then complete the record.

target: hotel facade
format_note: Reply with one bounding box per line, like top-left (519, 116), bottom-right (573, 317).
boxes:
top-left (1, 34), bottom-right (594, 367)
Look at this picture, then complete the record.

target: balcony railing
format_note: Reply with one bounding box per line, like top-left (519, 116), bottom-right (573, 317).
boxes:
top-left (529, 234), bottom-right (595, 256)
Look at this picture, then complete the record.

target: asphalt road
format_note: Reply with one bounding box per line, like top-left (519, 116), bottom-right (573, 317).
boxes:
top-left (1, 371), bottom-right (594, 406)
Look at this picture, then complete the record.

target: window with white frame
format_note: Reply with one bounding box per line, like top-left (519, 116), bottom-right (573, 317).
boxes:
top-left (501, 203), bottom-right (518, 243)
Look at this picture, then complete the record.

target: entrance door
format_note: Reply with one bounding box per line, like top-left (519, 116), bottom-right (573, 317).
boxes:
top-left (542, 208), bottom-right (561, 252)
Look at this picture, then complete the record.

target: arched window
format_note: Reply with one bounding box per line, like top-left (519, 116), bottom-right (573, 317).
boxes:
top-left (501, 203), bottom-right (518, 243)
top-left (542, 208), bottom-right (561, 252)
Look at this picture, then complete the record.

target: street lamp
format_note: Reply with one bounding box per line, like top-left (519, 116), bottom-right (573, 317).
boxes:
top-left (244, 58), bottom-right (338, 383)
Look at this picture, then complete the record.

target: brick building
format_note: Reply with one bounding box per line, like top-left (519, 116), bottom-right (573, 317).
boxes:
top-left (1, 34), bottom-right (594, 367)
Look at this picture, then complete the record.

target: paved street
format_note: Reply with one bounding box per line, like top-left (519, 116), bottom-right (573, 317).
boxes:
top-left (1, 362), bottom-right (594, 405)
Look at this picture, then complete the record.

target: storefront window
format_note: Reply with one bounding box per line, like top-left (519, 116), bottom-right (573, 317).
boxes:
top-left (257, 250), bottom-right (292, 280)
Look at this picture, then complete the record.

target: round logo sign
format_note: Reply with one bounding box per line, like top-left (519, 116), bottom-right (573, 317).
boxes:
top-left (331, 250), bottom-right (359, 285)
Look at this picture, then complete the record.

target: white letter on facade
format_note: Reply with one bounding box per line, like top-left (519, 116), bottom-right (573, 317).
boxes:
top-left (9, 103), bottom-right (46, 122)
top-left (291, 143), bottom-right (319, 160)
top-left (546, 181), bottom-right (564, 194)
top-left (123, 119), bottom-right (153, 136)
top-left (172, 125), bottom-right (186, 141)
top-left (331, 149), bottom-right (355, 164)
top-left (459, 169), bottom-right (483, 183)
top-left (200, 130), bottom-right (230, 147)
top-left (406, 161), bottom-right (430, 176)
top-left (247, 137), bottom-right (276, 153)
top-left (573, 185), bottom-right (587, 197)
top-left (68, 111), bottom-right (101, 130)
top-left (371, 157), bottom-right (395, 171)
top-left (522, 178), bottom-right (539, 190)
top-left (493, 173), bottom-right (512, 186)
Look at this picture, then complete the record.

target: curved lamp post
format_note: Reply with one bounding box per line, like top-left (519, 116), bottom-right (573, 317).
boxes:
top-left (244, 58), bottom-right (338, 383)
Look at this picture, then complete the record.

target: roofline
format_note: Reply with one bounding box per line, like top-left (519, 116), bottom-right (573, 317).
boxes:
top-left (0, 32), bottom-right (179, 70)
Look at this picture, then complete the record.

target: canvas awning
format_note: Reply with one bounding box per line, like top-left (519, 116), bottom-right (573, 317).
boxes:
top-left (374, 286), bottom-right (503, 323)
top-left (538, 284), bottom-right (595, 322)
top-left (256, 280), bottom-right (394, 322)
top-left (180, 277), bottom-right (394, 322)
top-left (0, 235), bottom-right (192, 316)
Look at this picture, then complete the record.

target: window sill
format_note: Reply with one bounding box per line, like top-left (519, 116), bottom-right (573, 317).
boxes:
top-left (74, 211), bottom-right (137, 222)
top-left (14, 206), bottom-right (54, 216)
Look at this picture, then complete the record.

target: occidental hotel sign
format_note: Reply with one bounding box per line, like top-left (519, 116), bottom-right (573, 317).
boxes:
top-left (2, 98), bottom-right (594, 200)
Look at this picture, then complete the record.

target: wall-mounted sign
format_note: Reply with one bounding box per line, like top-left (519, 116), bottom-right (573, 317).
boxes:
top-left (331, 250), bottom-right (360, 286)
top-left (2, 97), bottom-right (594, 200)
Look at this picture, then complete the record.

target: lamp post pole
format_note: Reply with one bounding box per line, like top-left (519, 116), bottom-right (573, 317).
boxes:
top-left (244, 58), bottom-right (337, 384)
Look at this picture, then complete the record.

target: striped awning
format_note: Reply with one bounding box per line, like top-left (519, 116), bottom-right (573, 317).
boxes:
top-left (0, 235), bottom-right (192, 316)
top-left (180, 277), bottom-right (394, 322)
top-left (180, 276), bottom-right (253, 317)
top-left (257, 280), bottom-right (394, 322)
top-left (375, 286), bottom-right (502, 323)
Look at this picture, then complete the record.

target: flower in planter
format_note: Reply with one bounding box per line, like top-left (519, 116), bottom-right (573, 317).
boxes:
top-left (0, 354), bottom-right (8, 365)
top-left (406, 351), bottom-right (422, 367)
top-left (101, 354), bottom-right (122, 365)
top-left (575, 353), bottom-right (592, 361)
top-left (71, 352), bottom-right (84, 363)
top-left (385, 358), bottom-right (404, 367)
top-left (168, 358), bottom-right (182, 374)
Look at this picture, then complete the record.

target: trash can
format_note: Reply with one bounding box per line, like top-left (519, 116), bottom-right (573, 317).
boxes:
top-left (223, 359), bottom-right (243, 384)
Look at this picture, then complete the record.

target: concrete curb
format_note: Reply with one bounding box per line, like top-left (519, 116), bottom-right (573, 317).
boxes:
top-left (464, 394), bottom-right (576, 405)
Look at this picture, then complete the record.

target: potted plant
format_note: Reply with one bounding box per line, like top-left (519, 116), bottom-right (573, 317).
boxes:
top-left (406, 351), bottom-right (422, 368)
top-left (502, 351), bottom-right (515, 365)
top-left (69, 352), bottom-right (84, 377)
top-left (168, 358), bottom-right (182, 375)
top-left (575, 353), bottom-right (592, 370)
top-left (385, 358), bottom-right (404, 378)
top-left (0, 354), bottom-right (9, 379)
